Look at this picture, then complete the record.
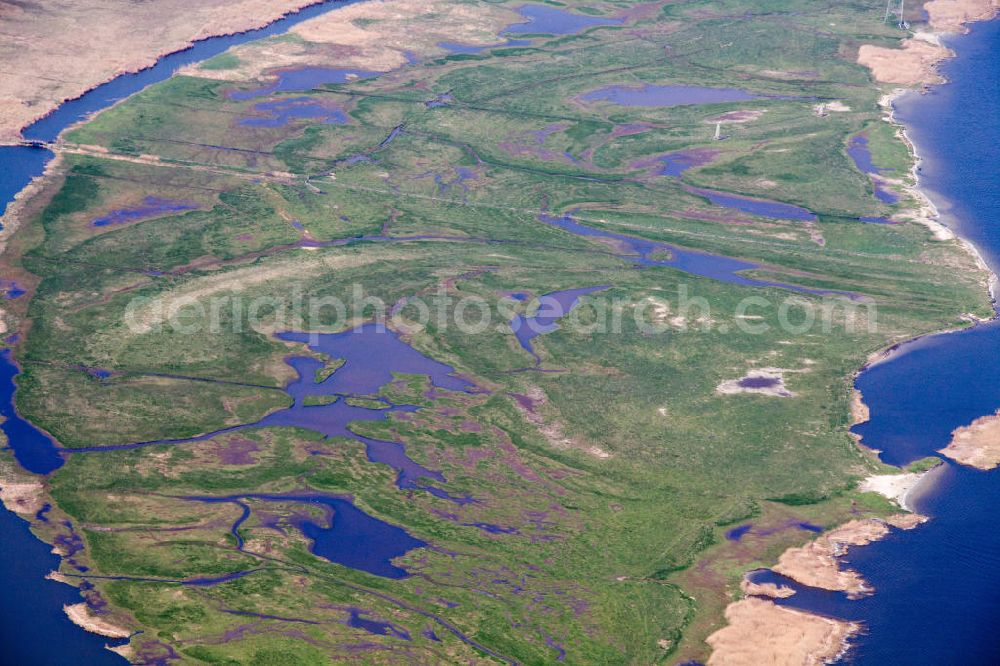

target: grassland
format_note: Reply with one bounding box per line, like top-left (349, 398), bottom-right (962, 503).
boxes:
top-left (0, 0), bottom-right (991, 664)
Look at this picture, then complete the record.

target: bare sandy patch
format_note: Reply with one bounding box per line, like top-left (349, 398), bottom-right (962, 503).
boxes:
top-left (857, 39), bottom-right (953, 86)
top-left (188, 0), bottom-right (518, 85)
top-left (705, 109), bottom-right (766, 124)
top-left (716, 368), bottom-right (795, 398)
top-left (0, 478), bottom-right (45, 515)
top-left (939, 409), bottom-right (1000, 469)
top-left (772, 516), bottom-right (926, 597)
top-left (64, 603), bottom-right (131, 639)
top-left (925, 0), bottom-right (1000, 33)
top-left (706, 597), bottom-right (858, 666)
top-left (511, 386), bottom-right (610, 459)
top-left (816, 100), bottom-right (851, 114)
top-left (0, 0), bottom-right (327, 141)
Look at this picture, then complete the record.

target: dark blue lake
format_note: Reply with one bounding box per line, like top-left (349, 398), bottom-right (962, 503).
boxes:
top-left (239, 97), bottom-right (349, 127)
top-left (538, 213), bottom-right (848, 297)
top-left (228, 66), bottom-right (379, 101)
top-left (185, 494), bottom-right (426, 579)
top-left (510, 286), bottom-right (609, 361)
top-left (688, 187), bottom-right (817, 221)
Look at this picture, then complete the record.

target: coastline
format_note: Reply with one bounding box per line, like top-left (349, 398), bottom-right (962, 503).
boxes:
top-left (711, 4), bottom-right (1000, 662)
top-left (0, 153), bottom-right (64, 252)
top-left (0, 1), bottom-right (372, 652)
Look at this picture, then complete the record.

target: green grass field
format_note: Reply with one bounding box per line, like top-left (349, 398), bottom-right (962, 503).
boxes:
top-left (1, 0), bottom-right (990, 663)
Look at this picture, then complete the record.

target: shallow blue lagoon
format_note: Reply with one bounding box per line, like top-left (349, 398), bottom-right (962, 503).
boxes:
top-left (91, 197), bottom-right (196, 227)
top-left (229, 66), bottom-right (380, 101)
top-left (186, 494), bottom-right (426, 579)
top-left (510, 286), bottom-right (609, 361)
top-left (848, 136), bottom-right (900, 205)
top-left (0, 351), bottom-right (64, 474)
top-left (538, 213), bottom-right (845, 297)
top-left (240, 97), bottom-right (349, 127)
top-left (580, 84), bottom-right (764, 107)
top-left (688, 187), bottom-right (817, 221)
top-left (502, 5), bottom-right (621, 35)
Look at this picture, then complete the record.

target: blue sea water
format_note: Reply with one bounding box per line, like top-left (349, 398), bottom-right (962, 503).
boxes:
top-left (0, 147), bottom-right (50, 226)
top-left (0, 504), bottom-right (126, 665)
top-left (775, 19), bottom-right (1000, 664)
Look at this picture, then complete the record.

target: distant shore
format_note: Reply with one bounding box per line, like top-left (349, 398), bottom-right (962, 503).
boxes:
top-left (711, 3), bottom-right (1000, 663)
top-left (0, 0), bottom-right (329, 143)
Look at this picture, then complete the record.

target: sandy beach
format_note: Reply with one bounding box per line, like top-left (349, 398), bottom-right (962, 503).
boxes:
top-left (861, 470), bottom-right (934, 511)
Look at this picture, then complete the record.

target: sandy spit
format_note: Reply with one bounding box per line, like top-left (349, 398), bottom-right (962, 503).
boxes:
top-left (63, 603), bottom-right (132, 639)
top-left (939, 409), bottom-right (1000, 469)
top-left (925, 0), bottom-right (1000, 33)
top-left (740, 576), bottom-right (796, 600)
top-left (706, 597), bottom-right (859, 666)
top-left (772, 516), bottom-right (927, 598)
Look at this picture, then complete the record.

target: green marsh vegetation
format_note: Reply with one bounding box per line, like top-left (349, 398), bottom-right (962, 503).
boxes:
top-left (3, 0), bottom-right (991, 662)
